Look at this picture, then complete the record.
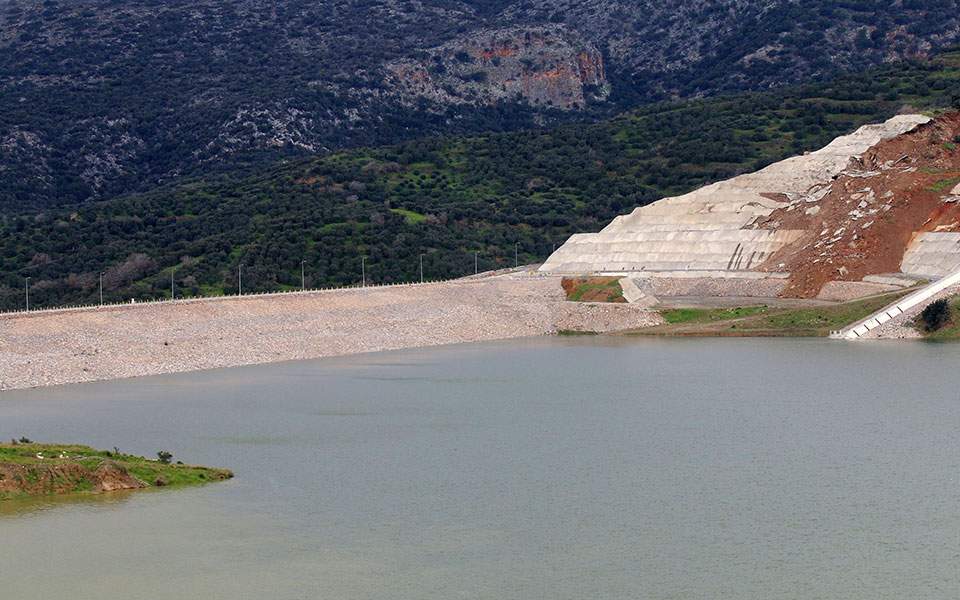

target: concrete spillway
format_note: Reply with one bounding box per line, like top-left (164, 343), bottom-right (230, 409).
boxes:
top-left (540, 115), bottom-right (932, 282)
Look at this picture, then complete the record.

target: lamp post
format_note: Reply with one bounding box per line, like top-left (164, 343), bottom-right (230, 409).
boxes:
top-left (238, 265), bottom-right (243, 296)
top-left (25, 277), bottom-right (30, 311)
top-left (361, 256), bottom-right (366, 288)
top-left (514, 242), bottom-right (519, 268)
top-left (171, 270), bottom-right (175, 300)
top-left (301, 260), bottom-right (306, 292)
top-left (419, 254), bottom-right (424, 284)
top-left (99, 272), bottom-right (103, 306)
top-left (474, 251), bottom-right (478, 275)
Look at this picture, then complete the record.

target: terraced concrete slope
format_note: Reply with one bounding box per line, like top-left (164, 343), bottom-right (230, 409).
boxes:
top-left (542, 113), bottom-right (960, 298)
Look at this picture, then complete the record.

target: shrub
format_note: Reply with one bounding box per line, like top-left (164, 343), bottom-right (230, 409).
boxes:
top-left (920, 298), bottom-right (951, 331)
top-left (157, 450), bottom-right (173, 464)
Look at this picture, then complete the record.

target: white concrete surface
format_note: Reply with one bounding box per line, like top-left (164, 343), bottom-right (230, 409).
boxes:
top-left (900, 232), bottom-right (960, 278)
top-left (540, 114), bottom-right (931, 277)
top-left (618, 277), bottom-right (658, 307)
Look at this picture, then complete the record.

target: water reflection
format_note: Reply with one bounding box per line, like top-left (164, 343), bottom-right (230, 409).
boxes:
top-left (0, 489), bottom-right (136, 518)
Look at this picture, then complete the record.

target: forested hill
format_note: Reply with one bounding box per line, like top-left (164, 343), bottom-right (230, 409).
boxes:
top-left (3, 53), bottom-right (960, 311)
top-left (3, 0), bottom-right (960, 210)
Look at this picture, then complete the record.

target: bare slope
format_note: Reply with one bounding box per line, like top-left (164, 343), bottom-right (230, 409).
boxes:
top-left (760, 113), bottom-right (960, 297)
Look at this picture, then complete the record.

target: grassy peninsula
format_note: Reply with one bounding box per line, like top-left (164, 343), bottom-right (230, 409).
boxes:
top-left (0, 442), bottom-right (232, 500)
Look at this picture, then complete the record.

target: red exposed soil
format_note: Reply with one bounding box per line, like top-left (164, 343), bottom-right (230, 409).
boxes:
top-left (561, 277), bottom-right (626, 302)
top-left (0, 460), bottom-right (145, 496)
top-left (758, 112), bottom-right (960, 298)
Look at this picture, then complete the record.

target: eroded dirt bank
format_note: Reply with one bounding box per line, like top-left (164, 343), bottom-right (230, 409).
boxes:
top-left (0, 275), bottom-right (662, 391)
top-left (760, 113), bottom-right (960, 297)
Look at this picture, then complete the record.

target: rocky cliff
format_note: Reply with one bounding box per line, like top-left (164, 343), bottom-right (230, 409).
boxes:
top-left (387, 26), bottom-right (608, 110)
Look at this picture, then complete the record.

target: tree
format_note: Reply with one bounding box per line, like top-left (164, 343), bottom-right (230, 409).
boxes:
top-left (920, 298), bottom-right (951, 331)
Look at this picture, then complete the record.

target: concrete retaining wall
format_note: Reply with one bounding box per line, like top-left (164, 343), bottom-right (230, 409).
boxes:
top-left (901, 232), bottom-right (960, 278)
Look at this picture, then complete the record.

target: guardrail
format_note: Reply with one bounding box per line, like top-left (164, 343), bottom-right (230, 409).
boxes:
top-left (0, 279), bottom-right (449, 319)
top-left (831, 268), bottom-right (960, 339)
top-left (0, 265), bottom-right (546, 319)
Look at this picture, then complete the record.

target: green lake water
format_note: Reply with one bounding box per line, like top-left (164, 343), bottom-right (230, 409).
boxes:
top-left (2, 337), bottom-right (959, 599)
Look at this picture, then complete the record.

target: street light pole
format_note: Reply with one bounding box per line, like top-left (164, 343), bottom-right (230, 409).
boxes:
top-left (419, 254), bottom-right (424, 284)
top-left (361, 256), bottom-right (366, 288)
top-left (474, 251), bottom-right (478, 275)
top-left (99, 272), bottom-right (103, 306)
top-left (171, 270), bottom-right (175, 300)
top-left (515, 242), bottom-right (519, 268)
top-left (238, 265), bottom-right (243, 296)
top-left (25, 277), bottom-right (30, 311)
top-left (301, 260), bottom-right (306, 292)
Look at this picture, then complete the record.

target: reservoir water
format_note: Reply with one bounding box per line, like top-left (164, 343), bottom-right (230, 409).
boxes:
top-left (2, 337), bottom-right (959, 599)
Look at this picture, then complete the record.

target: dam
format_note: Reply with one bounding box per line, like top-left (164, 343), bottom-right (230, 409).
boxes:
top-left (541, 113), bottom-right (960, 302)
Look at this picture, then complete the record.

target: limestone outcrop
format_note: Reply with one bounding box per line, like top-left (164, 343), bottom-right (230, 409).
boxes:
top-left (386, 25), bottom-right (608, 110)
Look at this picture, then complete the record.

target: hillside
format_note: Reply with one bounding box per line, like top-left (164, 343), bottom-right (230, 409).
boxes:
top-left (3, 0), bottom-right (960, 210)
top-left (2, 54), bottom-right (960, 311)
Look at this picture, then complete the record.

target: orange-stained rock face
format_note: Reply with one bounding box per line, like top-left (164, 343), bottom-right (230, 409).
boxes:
top-left (576, 50), bottom-right (606, 83)
top-left (477, 45), bottom-right (518, 61)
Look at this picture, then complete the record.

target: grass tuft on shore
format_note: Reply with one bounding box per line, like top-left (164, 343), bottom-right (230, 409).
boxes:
top-left (661, 306), bottom-right (769, 324)
top-left (638, 291), bottom-right (912, 337)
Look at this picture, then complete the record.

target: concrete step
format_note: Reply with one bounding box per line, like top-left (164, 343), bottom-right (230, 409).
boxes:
top-left (833, 267), bottom-right (960, 339)
top-left (901, 232), bottom-right (960, 278)
top-left (541, 114), bottom-right (932, 280)
top-left (618, 277), bottom-right (658, 307)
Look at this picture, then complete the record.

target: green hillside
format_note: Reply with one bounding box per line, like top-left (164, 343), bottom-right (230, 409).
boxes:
top-left (2, 53), bottom-right (960, 311)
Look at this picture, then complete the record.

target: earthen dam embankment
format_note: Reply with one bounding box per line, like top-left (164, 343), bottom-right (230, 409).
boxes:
top-left (0, 274), bottom-right (661, 391)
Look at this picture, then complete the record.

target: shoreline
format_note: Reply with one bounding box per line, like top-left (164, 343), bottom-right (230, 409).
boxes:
top-left (0, 274), bottom-right (661, 391)
top-left (0, 443), bottom-right (232, 500)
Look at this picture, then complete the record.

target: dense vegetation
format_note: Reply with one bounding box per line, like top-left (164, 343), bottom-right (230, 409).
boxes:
top-left (920, 298), bottom-right (952, 331)
top-left (3, 53), bottom-right (960, 311)
top-left (3, 0), bottom-right (960, 210)
top-left (912, 295), bottom-right (960, 339)
top-left (0, 0), bottom-right (560, 210)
